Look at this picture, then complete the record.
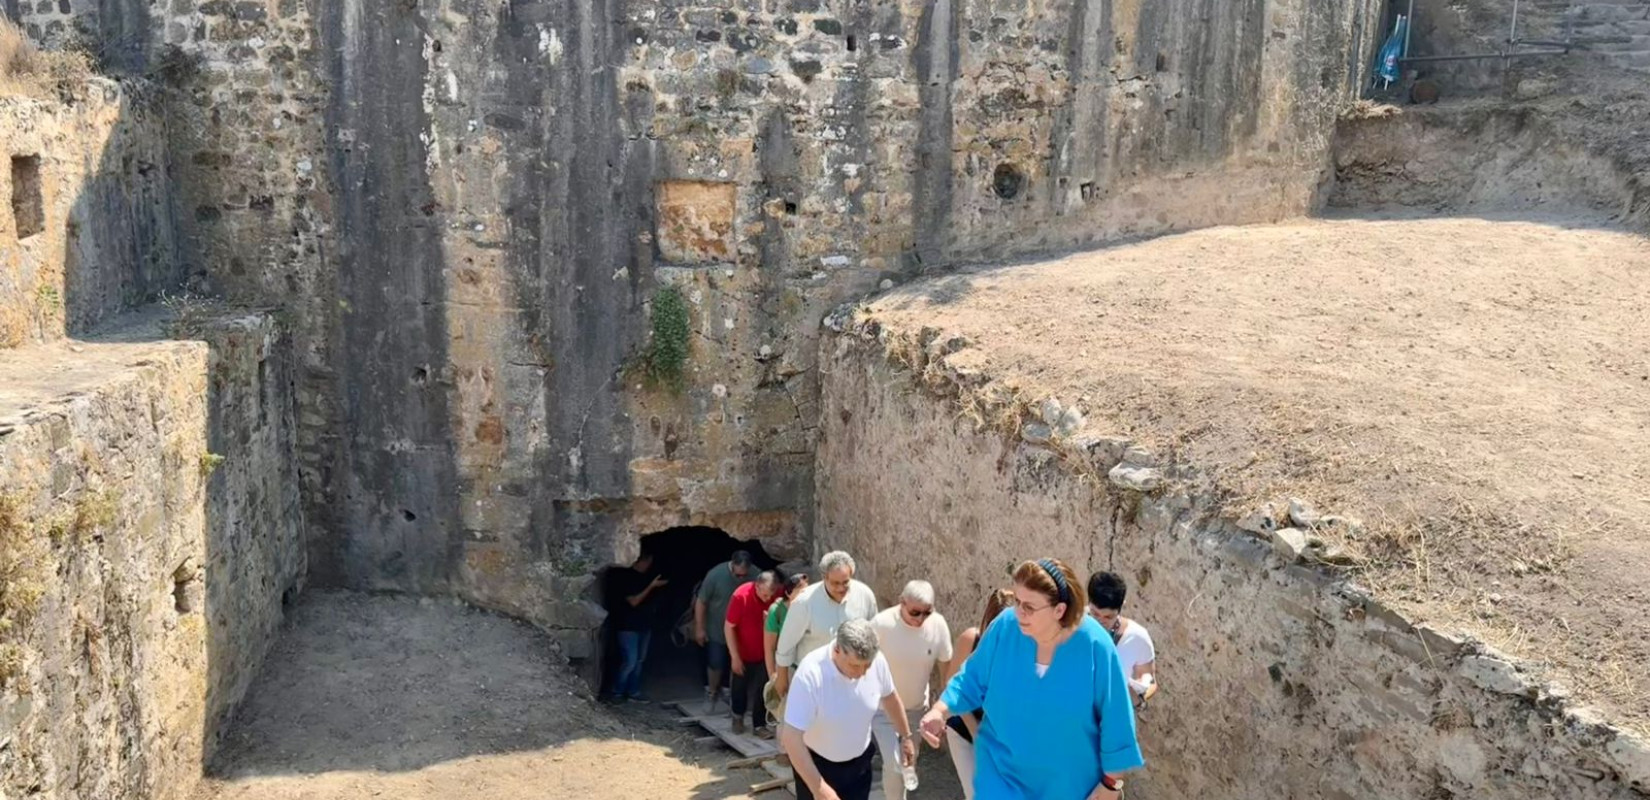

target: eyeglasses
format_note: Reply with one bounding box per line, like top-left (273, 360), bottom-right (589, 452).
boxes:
top-left (903, 606), bottom-right (933, 619)
top-left (1015, 601), bottom-right (1053, 616)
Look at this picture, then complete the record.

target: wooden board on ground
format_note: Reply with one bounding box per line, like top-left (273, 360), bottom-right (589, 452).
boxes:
top-left (663, 696), bottom-right (780, 760)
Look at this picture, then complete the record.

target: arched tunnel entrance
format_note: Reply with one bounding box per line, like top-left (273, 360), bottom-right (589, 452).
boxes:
top-left (596, 526), bottom-right (781, 702)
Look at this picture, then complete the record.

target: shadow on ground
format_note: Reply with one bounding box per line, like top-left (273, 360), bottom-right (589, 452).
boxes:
top-left (199, 589), bottom-right (758, 799)
top-left (199, 589), bottom-right (966, 800)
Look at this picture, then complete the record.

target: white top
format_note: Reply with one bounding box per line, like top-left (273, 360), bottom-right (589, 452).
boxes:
top-left (1115, 618), bottom-right (1156, 694)
top-left (1035, 663), bottom-right (1049, 678)
top-left (869, 606), bottom-right (953, 709)
top-left (783, 644), bottom-right (897, 762)
top-left (774, 580), bottom-right (879, 669)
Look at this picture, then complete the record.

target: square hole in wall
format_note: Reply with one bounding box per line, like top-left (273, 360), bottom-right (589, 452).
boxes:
top-left (10, 155), bottom-right (45, 240)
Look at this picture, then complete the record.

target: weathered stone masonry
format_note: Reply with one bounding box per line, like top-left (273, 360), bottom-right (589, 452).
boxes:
top-left (2, 76), bottom-right (304, 800)
top-left (11, 0), bottom-right (1385, 657)
top-left (815, 320), bottom-right (1650, 800)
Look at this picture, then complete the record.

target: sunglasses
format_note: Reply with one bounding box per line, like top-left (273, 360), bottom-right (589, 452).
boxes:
top-left (904, 606), bottom-right (933, 619)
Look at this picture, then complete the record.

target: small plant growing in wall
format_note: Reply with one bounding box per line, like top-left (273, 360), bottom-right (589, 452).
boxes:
top-left (638, 286), bottom-right (691, 392)
top-left (199, 452), bottom-right (226, 478)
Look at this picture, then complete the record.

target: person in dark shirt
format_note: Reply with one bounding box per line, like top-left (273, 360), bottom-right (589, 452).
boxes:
top-left (606, 551), bottom-right (667, 702)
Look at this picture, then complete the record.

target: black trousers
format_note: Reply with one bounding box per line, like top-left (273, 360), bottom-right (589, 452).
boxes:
top-left (729, 659), bottom-right (769, 728)
top-left (796, 742), bottom-right (876, 800)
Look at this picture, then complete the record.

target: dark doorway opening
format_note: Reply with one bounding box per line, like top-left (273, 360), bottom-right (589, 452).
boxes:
top-left (596, 526), bottom-right (780, 703)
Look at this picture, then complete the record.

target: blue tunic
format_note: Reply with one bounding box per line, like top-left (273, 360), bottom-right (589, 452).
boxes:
top-left (939, 610), bottom-right (1144, 799)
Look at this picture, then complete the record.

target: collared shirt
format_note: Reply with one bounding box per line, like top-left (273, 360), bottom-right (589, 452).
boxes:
top-left (774, 580), bottom-right (878, 669)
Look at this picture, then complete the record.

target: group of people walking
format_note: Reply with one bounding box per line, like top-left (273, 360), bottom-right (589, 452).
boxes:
top-left (608, 548), bottom-right (1160, 800)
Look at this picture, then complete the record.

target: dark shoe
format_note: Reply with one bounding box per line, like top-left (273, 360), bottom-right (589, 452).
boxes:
top-left (731, 717), bottom-right (747, 735)
top-left (754, 726), bottom-right (774, 739)
top-left (626, 693), bottom-right (650, 704)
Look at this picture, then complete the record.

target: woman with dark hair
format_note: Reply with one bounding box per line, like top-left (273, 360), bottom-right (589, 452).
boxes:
top-left (919, 558), bottom-right (1143, 799)
top-left (941, 587), bottom-right (1017, 799)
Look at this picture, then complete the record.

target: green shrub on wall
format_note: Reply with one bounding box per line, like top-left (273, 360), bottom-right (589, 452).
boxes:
top-left (642, 286), bottom-right (691, 391)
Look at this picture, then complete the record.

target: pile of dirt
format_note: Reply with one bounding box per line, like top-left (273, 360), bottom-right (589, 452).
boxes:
top-left (197, 590), bottom-right (767, 800)
top-left (857, 216), bottom-right (1650, 733)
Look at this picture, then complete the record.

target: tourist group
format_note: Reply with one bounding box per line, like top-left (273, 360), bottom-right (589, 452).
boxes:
top-left (605, 548), bottom-right (1159, 800)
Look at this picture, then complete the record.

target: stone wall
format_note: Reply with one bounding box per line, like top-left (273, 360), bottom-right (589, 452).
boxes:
top-left (0, 309), bottom-right (305, 800)
top-left (0, 80), bottom-right (180, 349)
top-left (813, 326), bottom-right (1650, 799)
top-left (9, 0), bottom-right (1384, 655)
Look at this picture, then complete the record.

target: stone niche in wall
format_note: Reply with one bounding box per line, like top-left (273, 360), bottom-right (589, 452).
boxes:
top-left (655, 180), bottom-right (737, 264)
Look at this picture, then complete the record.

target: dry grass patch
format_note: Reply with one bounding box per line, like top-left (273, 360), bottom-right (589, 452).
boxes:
top-left (1, 16), bottom-right (94, 97)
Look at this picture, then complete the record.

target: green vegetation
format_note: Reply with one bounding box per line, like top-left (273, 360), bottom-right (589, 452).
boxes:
top-left (640, 286), bottom-right (691, 391)
top-left (199, 451), bottom-right (225, 478)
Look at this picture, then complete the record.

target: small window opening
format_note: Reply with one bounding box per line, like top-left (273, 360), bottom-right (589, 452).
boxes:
top-left (846, 34), bottom-right (857, 52)
top-left (10, 155), bottom-right (45, 239)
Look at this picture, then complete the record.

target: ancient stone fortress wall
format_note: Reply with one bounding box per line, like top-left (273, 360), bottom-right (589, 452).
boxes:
top-left (1, 82), bottom-right (178, 349)
top-left (12, 0), bottom-right (1387, 650)
top-left (814, 232), bottom-right (1650, 799)
top-left (1, 81), bottom-right (305, 799)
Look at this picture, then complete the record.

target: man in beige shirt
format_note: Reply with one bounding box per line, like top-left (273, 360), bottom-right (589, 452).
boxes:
top-left (868, 580), bottom-right (953, 799)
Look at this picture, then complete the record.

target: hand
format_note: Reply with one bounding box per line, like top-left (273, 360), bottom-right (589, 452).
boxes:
top-left (900, 736), bottom-right (917, 767)
top-left (918, 709), bottom-right (946, 748)
top-left (694, 626), bottom-right (707, 646)
top-left (1086, 779), bottom-right (1123, 800)
top-left (731, 658), bottom-right (746, 676)
top-left (814, 783), bottom-right (842, 800)
top-left (649, 575), bottom-right (668, 588)
top-left (774, 670), bottom-right (791, 698)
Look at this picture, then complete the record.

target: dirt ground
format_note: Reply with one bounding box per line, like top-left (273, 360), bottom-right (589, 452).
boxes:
top-left (861, 215), bottom-right (1650, 734)
top-left (197, 590), bottom-right (963, 800)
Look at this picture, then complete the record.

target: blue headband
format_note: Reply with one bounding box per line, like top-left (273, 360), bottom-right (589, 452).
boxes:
top-left (1038, 559), bottom-right (1069, 605)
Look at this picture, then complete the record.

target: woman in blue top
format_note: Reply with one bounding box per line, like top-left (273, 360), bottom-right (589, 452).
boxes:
top-left (919, 558), bottom-right (1143, 799)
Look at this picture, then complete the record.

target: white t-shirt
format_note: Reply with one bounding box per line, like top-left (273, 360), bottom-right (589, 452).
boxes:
top-left (869, 606), bottom-right (953, 710)
top-left (783, 644), bottom-right (897, 762)
top-left (1115, 619), bottom-right (1156, 694)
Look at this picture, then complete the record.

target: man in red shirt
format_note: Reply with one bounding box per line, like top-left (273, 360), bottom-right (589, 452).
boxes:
top-left (724, 570), bottom-right (781, 735)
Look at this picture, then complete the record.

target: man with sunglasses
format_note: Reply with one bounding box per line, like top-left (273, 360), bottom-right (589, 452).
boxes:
top-left (868, 580), bottom-right (953, 799)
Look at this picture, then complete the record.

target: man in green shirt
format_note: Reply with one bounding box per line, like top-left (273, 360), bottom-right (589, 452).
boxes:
top-left (695, 550), bottom-right (753, 711)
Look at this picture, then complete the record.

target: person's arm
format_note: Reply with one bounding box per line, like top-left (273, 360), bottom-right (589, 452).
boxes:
top-left (725, 620), bottom-right (743, 673)
top-left (929, 615), bottom-right (955, 703)
top-left (922, 617), bottom-right (1002, 746)
top-left (943, 628), bottom-right (980, 737)
top-left (775, 591), bottom-right (810, 670)
top-left (693, 571), bottom-right (713, 644)
top-left (627, 574), bottom-right (665, 607)
top-left (1093, 634), bottom-right (1145, 788)
top-left (781, 724), bottom-right (838, 800)
top-left (764, 608), bottom-right (782, 678)
top-left (781, 669), bottom-right (840, 800)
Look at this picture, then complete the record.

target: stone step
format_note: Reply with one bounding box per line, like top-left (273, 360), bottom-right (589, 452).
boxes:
top-left (1567, 4), bottom-right (1650, 23)
top-left (1604, 49), bottom-right (1650, 68)
top-left (1587, 32), bottom-right (1650, 48)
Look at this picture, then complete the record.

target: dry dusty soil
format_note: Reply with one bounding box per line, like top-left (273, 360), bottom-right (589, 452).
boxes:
top-left (195, 590), bottom-right (766, 800)
top-left (863, 215), bottom-right (1650, 734)
top-left (197, 590), bottom-right (963, 800)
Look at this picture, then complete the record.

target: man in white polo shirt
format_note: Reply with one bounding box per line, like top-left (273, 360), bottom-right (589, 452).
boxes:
top-left (869, 580), bottom-right (953, 799)
top-left (781, 619), bottom-right (916, 800)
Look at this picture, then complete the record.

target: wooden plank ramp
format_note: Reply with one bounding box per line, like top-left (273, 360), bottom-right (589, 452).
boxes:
top-left (664, 697), bottom-right (885, 798)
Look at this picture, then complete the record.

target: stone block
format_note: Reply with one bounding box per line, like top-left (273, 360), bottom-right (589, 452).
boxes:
top-left (656, 180), bottom-right (737, 264)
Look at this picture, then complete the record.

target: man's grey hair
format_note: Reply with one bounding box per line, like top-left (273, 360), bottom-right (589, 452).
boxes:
top-left (835, 618), bottom-right (879, 661)
top-left (900, 580), bottom-right (935, 606)
top-left (819, 550), bottom-right (856, 575)
top-left (754, 570), bottom-right (778, 588)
